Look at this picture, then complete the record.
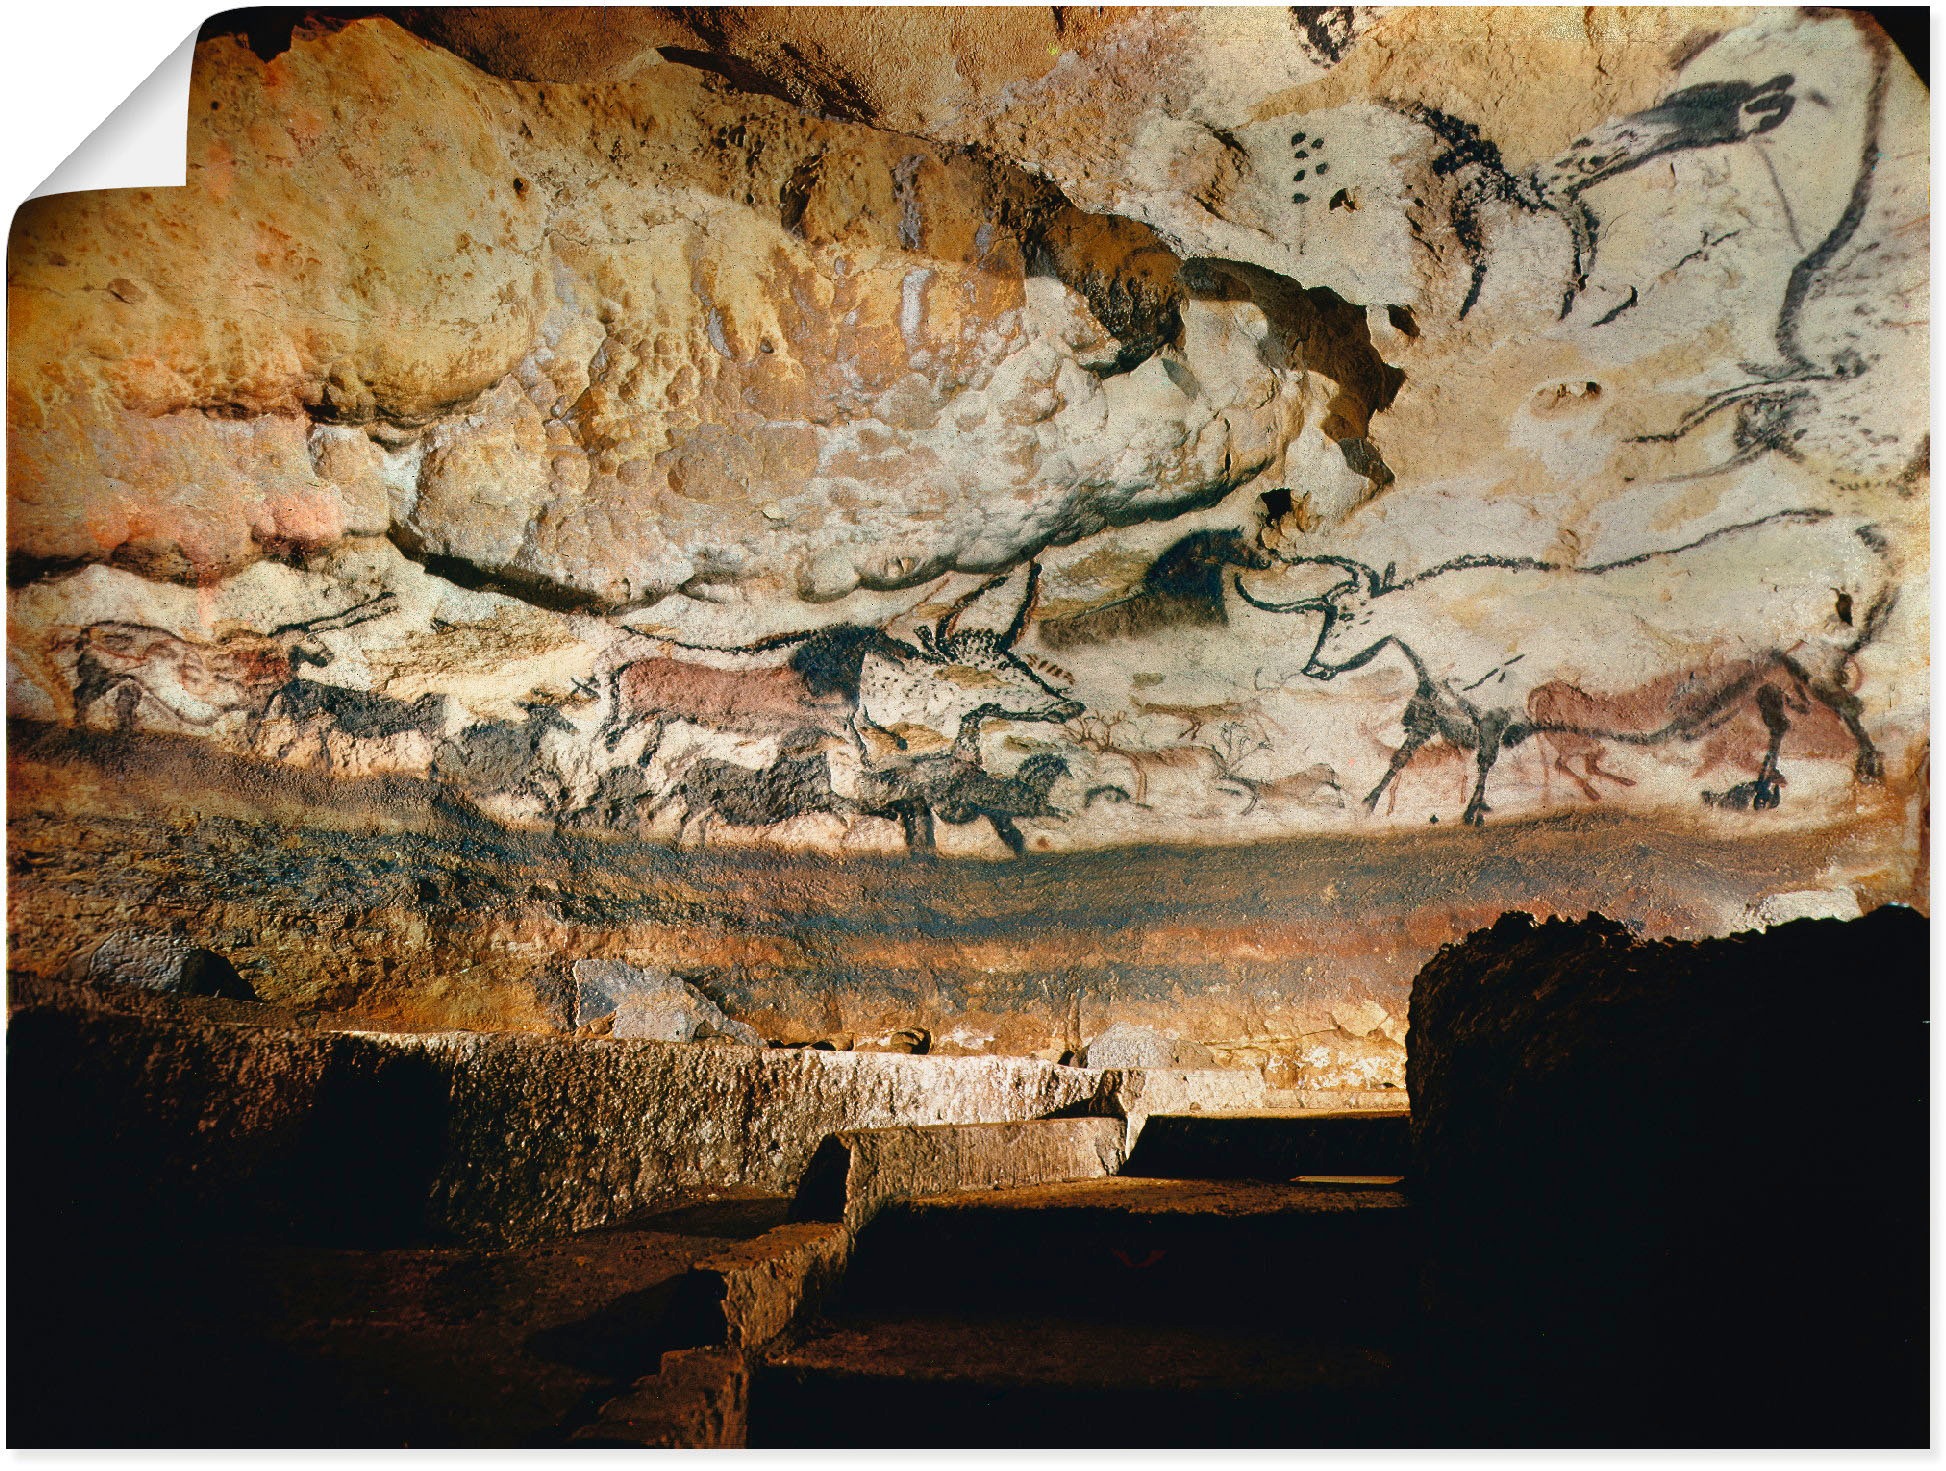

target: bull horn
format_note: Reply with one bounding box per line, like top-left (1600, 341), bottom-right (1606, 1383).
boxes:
top-left (937, 562), bottom-right (1040, 646)
top-left (1231, 573), bottom-right (1335, 616)
top-left (275, 591), bottom-right (400, 638)
top-left (1266, 551), bottom-right (1383, 594)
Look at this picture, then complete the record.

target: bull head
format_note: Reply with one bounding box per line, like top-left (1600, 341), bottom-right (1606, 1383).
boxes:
top-left (1541, 74), bottom-right (1795, 198)
top-left (269, 592), bottom-right (401, 671)
top-left (1232, 553), bottom-right (1391, 680)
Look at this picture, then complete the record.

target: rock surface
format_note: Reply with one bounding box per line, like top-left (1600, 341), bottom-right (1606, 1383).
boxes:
top-left (63, 927), bottom-right (255, 1000)
top-left (574, 1347), bottom-right (752, 1449)
top-left (10, 973), bottom-right (1119, 1247)
top-left (790, 1117), bottom-right (1127, 1228)
top-left (5, 7), bottom-right (1929, 1054)
top-left (1082, 1022), bottom-right (1212, 1071)
top-left (573, 958), bottom-right (764, 1045)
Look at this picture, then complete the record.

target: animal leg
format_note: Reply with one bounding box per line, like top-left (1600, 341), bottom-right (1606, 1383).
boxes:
top-left (1584, 753), bottom-right (1636, 790)
top-left (1366, 700), bottom-right (1438, 813)
top-left (598, 667), bottom-right (632, 751)
top-left (109, 680), bottom-right (149, 731)
top-left (1709, 685), bottom-right (1793, 811)
top-left (900, 803), bottom-right (937, 855)
top-left (986, 814), bottom-right (1028, 856)
top-left (1215, 777), bottom-right (1259, 815)
top-left (1461, 713), bottom-right (1511, 826)
top-left (1555, 752), bottom-right (1603, 802)
top-left (1749, 684), bottom-right (1790, 809)
top-left (1803, 676), bottom-right (1883, 783)
top-left (77, 671), bottom-right (144, 732)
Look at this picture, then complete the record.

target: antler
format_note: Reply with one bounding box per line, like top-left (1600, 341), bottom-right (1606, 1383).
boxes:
top-left (936, 562), bottom-right (1042, 647)
top-left (273, 591), bottom-right (400, 638)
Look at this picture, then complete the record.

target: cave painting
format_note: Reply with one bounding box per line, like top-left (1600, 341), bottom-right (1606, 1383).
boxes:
top-left (6, 7), bottom-right (1925, 869)
top-left (1235, 509), bottom-right (1890, 825)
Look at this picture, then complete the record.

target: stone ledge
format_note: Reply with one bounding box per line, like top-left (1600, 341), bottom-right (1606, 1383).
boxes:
top-left (571, 1346), bottom-right (750, 1448)
top-left (8, 980), bottom-right (1122, 1247)
top-left (790, 1116), bottom-right (1128, 1230)
top-left (688, 1222), bottom-right (855, 1350)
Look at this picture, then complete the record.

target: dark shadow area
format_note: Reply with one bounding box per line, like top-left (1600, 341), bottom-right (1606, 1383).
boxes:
top-left (611, 1193), bottom-right (792, 1240)
top-left (523, 1276), bottom-right (716, 1382)
top-left (4, 985), bottom-right (751, 1447)
top-left (1405, 904), bottom-right (1929, 1447)
top-left (1123, 1110), bottom-right (1410, 1180)
top-left (785, 1132), bottom-right (855, 1223)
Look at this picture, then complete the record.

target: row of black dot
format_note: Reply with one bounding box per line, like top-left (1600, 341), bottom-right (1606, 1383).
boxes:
top-left (1290, 128), bottom-right (1329, 205)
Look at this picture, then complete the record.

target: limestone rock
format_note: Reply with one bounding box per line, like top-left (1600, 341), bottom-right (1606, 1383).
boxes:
top-left (854, 1027), bottom-right (931, 1056)
top-left (573, 959), bottom-right (762, 1046)
top-left (790, 1117), bottom-right (1127, 1229)
top-left (572, 1347), bottom-right (750, 1449)
top-left (9, 977), bottom-right (1121, 1246)
top-left (63, 929), bottom-right (255, 1001)
top-left (1083, 1023), bottom-right (1212, 1071)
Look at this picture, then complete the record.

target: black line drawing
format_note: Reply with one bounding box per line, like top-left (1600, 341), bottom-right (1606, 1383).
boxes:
top-left (1039, 530), bottom-right (1274, 650)
top-left (1632, 36), bottom-right (1894, 480)
top-left (855, 747), bottom-right (1073, 857)
top-left (598, 562), bottom-right (1079, 763)
top-left (649, 727), bottom-right (1074, 857)
top-left (651, 729), bottom-right (852, 845)
top-left (1397, 72), bottom-right (1796, 319)
top-left (63, 593), bottom-right (398, 737)
top-left (1288, 8), bottom-right (1362, 70)
top-left (1235, 509), bottom-right (1891, 824)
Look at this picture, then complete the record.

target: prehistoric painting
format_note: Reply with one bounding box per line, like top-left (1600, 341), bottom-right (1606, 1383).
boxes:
top-left (6, 7), bottom-right (1927, 1083)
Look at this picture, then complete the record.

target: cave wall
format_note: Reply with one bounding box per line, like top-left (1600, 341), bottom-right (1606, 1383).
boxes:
top-left (6, 8), bottom-right (1928, 1072)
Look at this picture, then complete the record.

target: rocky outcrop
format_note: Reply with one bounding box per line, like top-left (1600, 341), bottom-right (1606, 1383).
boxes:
top-left (1082, 1022), bottom-right (1214, 1070)
top-left (790, 1117), bottom-right (1127, 1229)
top-left (62, 926), bottom-right (255, 999)
top-left (9, 974), bottom-right (1119, 1248)
top-left (1406, 905), bottom-right (1929, 1445)
top-left (572, 958), bottom-right (764, 1044)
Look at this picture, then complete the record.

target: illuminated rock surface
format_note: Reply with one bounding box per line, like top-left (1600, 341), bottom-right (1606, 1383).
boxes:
top-left (6, 7), bottom-right (1927, 1053)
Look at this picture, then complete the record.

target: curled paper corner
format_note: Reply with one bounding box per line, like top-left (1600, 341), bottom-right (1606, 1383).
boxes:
top-left (28, 28), bottom-right (197, 201)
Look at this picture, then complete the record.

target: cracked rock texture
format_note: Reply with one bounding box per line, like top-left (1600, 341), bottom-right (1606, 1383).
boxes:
top-left (6, 7), bottom-right (1928, 1056)
top-left (9, 971), bottom-right (1117, 1247)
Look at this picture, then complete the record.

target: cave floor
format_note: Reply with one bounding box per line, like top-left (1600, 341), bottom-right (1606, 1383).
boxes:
top-left (13, 1193), bottom-right (789, 1449)
top-left (754, 1174), bottom-right (1420, 1448)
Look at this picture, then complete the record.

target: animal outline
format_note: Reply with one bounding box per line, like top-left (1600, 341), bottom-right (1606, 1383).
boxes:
top-left (653, 730), bottom-right (1073, 857)
top-left (1236, 509), bottom-right (1891, 823)
top-left (1632, 34), bottom-right (1898, 480)
top-left (1402, 72), bottom-right (1796, 319)
top-left (600, 562), bottom-right (1081, 764)
top-left (65, 593), bottom-right (398, 738)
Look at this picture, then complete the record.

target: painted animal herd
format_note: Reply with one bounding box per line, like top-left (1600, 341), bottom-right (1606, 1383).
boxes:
top-left (54, 499), bottom-right (1896, 855)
